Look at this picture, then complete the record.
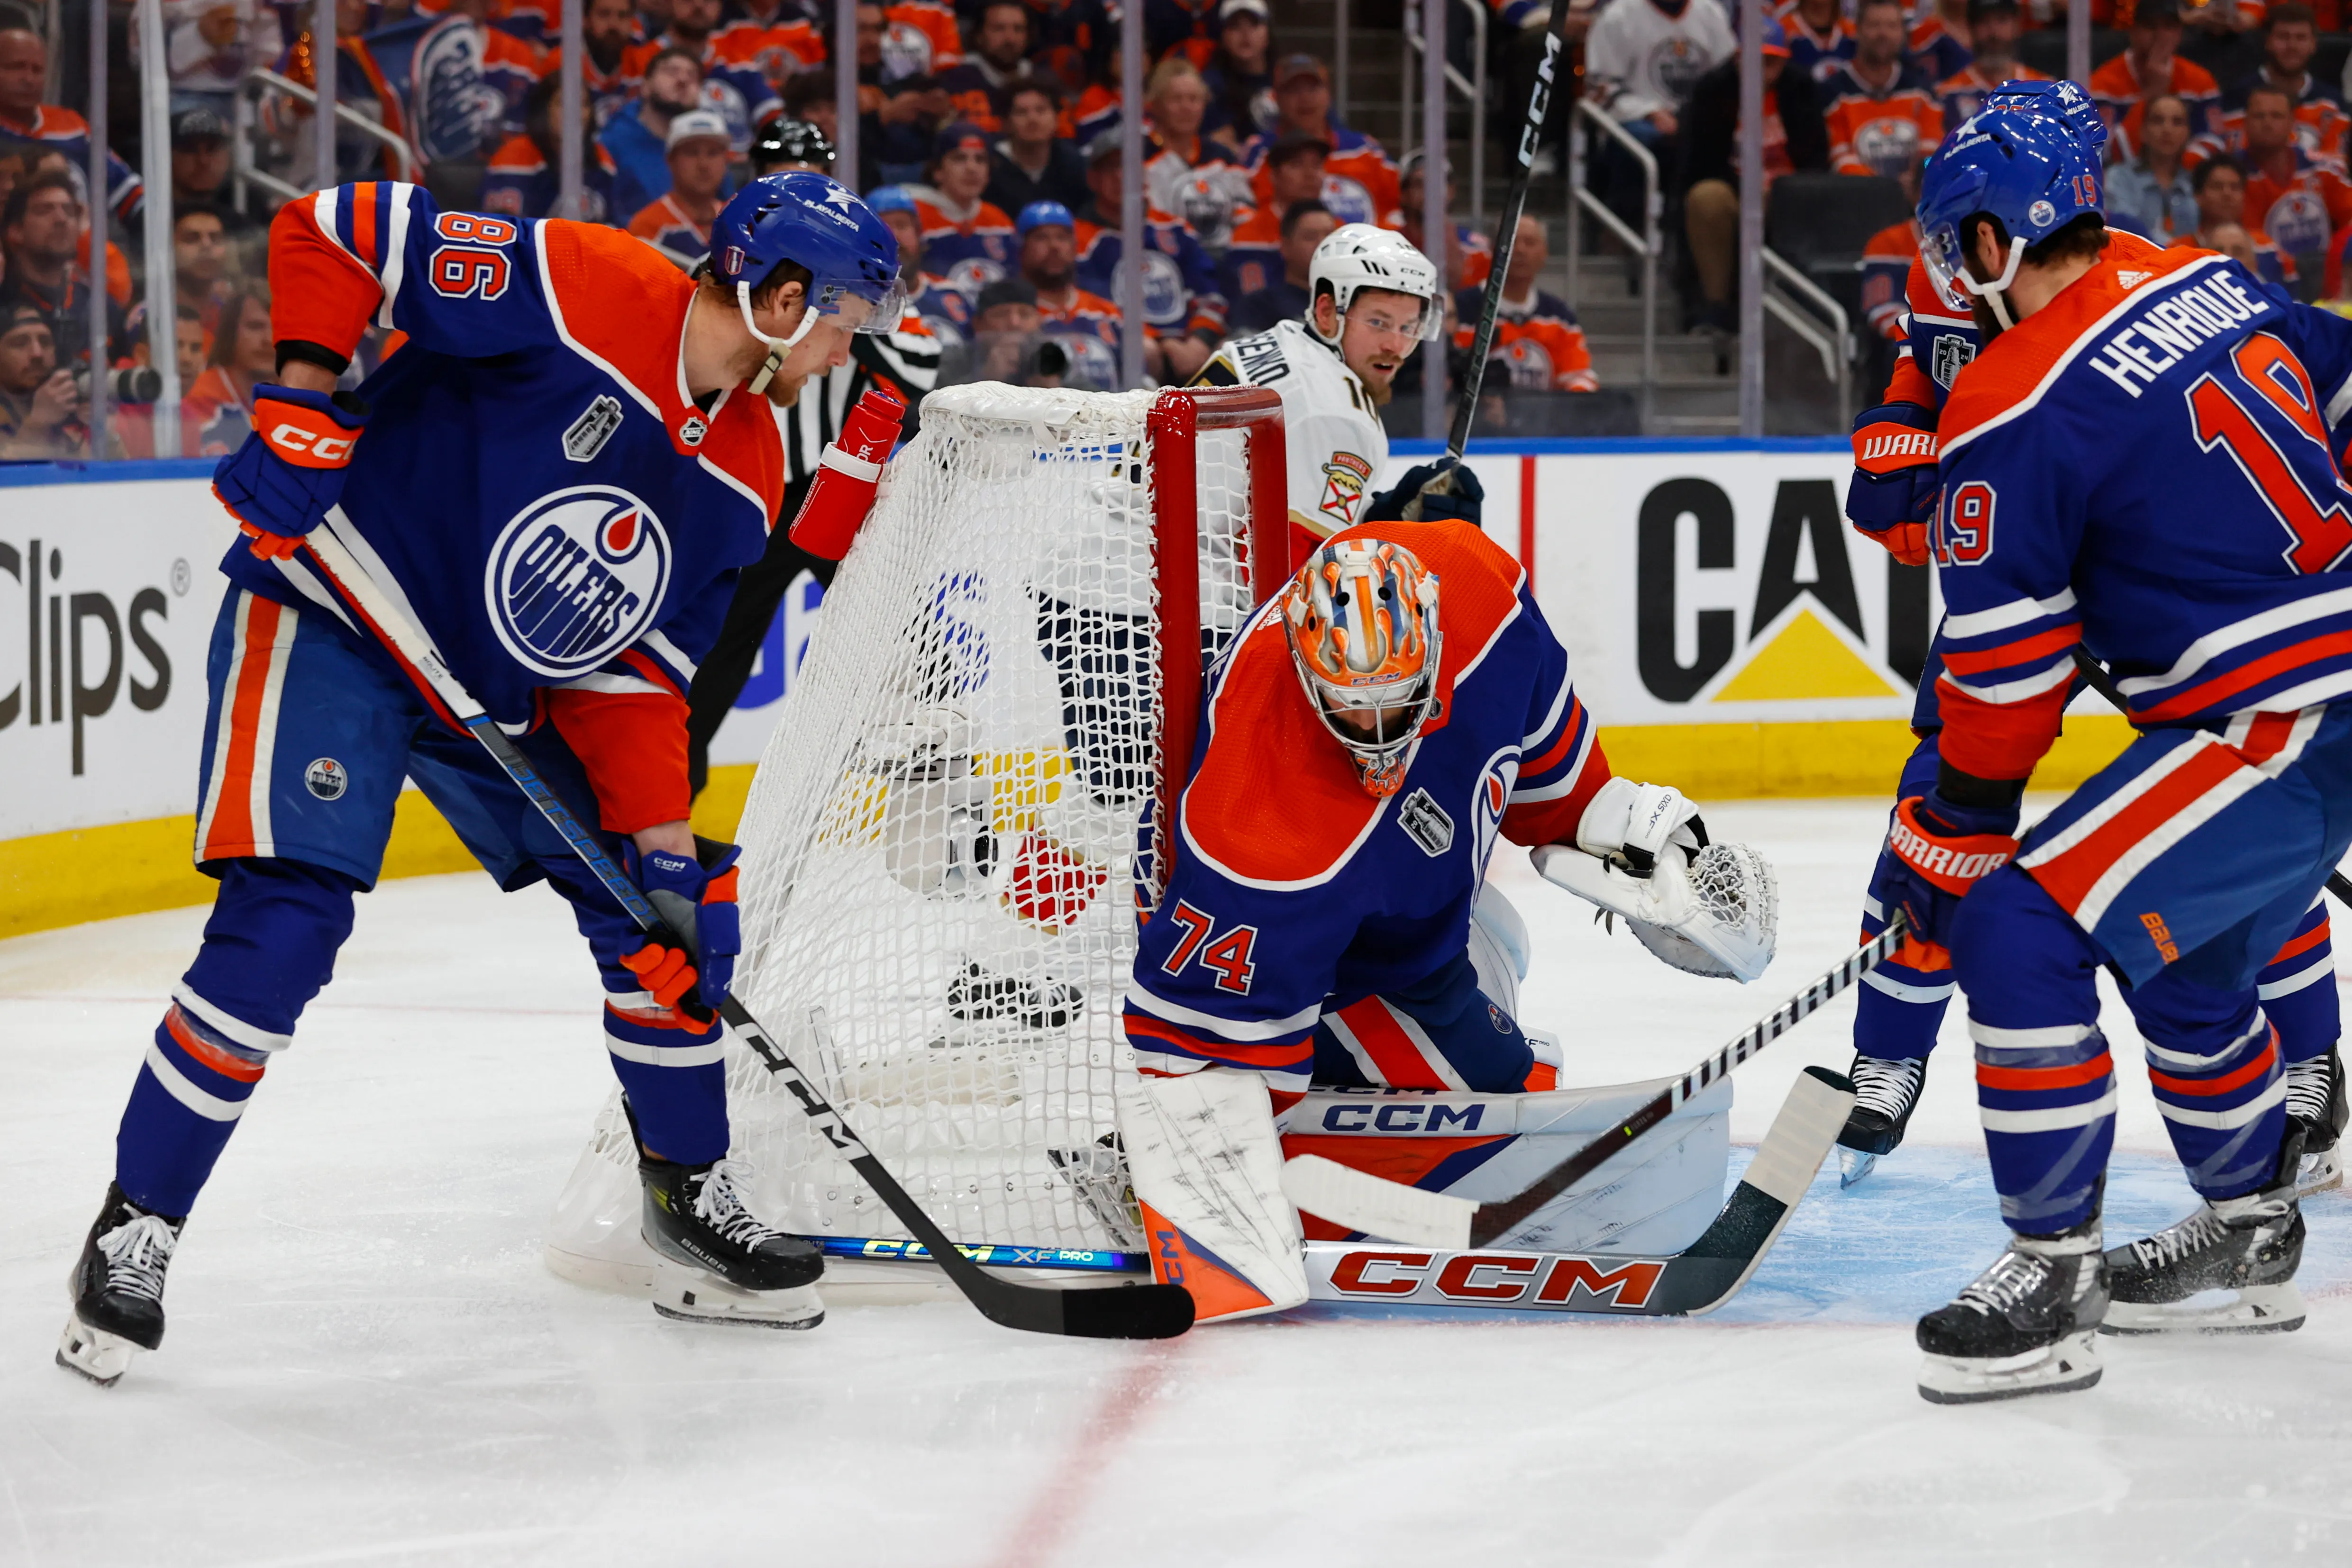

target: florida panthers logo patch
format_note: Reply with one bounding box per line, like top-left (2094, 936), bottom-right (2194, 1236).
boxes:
top-left (484, 487), bottom-right (672, 678)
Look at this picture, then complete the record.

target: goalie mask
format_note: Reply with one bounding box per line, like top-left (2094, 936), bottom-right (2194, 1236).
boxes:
top-left (1281, 539), bottom-right (1443, 798)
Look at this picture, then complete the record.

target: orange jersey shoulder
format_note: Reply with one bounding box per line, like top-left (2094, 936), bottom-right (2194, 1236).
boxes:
top-left (1864, 220), bottom-right (1916, 259)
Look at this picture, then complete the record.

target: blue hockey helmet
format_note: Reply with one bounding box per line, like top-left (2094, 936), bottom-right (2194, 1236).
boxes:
top-left (1976, 76), bottom-right (2110, 159)
top-left (1917, 105), bottom-right (2104, 325)
top-left (709, 171), bottom-right (908, 390)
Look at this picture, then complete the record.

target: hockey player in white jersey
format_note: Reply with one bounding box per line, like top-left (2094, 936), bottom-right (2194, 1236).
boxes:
top-left (1193, 222), bottom-right (1486, 540)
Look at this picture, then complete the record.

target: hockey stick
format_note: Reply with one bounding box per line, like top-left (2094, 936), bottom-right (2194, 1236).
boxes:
top-left (297, 519), bottom-right (1193, 1341)
top-left (2067, 647), bottom-right (2352, 908)
top-left (1468, 915), bottom-right (1909, 1248)
top-left (1399, 0), bottom-right (1577, 521)
top-left (1282, 1153), bottom-right (1474, 1249)
top-left (1306, 1066), bottom-right (1857, 1315)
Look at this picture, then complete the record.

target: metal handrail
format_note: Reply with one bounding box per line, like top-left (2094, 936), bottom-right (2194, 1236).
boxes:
top-left (1401, 0), bottom-right (1489, 227)
top-left (1760, 247), bottom-right (1853, 426)
top-left (1564, 99), bottom-right (1659, 432)
top-left (233, 65), bottom-right (416, 208)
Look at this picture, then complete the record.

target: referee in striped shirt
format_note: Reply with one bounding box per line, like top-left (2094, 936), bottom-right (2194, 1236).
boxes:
top-left (686, 118), bottom-right (942, 794)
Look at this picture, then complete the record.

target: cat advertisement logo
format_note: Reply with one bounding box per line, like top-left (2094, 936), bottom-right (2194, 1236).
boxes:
top-left (1320, 451), bottom-right (1373, 525)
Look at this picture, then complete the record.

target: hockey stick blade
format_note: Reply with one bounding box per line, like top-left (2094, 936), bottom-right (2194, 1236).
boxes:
top-left (298, 527), bottom-right (1193, 1341)
top-left (1468, 917), bottom-right (1907, 1248)
top-left (2069, 648), bottom-right (2352, 908)
top-left (1282, 1154), bottom-right (1474, 1248)
top-left (1303, 1067), bottom-right (1855, 1316)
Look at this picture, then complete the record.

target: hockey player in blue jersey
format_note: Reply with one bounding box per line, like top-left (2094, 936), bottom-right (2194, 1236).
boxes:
top-left (56, 172), bottom-right (909, 1385)
top-left (1888, 104), bottom-right (2352, 1403)
top-left (1841, 80), bottom-right (2346, 1195)
top-left (1119, 527), bottom-right (1778, 1323)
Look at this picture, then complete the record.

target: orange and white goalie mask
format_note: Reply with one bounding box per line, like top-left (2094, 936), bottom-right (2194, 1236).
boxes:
top-left (1281, 539), bottom-right (1443, 799)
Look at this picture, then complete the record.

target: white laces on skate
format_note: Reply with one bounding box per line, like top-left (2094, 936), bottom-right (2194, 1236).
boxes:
top-left (1851, 1057), bottom-right (1925, 1121)
top-left (1954, 1250), bottom-right (2048, 1316)
top-left (691, 1160), bottom-right (784, 1247)
top-left (2286, 1058), bottom-right (2333, 1124)
top-left (2123, 1207), bottom-right (2231, 1270)
top-left (97, 1214), bottom-right (177, 1305)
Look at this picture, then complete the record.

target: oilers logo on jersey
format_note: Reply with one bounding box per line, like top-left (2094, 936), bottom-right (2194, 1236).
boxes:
top-left (486, 488), bottom-right (674, 678)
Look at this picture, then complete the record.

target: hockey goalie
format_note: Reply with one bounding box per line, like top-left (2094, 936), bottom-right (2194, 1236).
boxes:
top-left (1121, 527), bottom-right (1780, 1323)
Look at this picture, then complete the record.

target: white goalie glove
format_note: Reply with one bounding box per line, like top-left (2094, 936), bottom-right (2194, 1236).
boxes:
top-left (1534, 778), bottom-right (1779, 983)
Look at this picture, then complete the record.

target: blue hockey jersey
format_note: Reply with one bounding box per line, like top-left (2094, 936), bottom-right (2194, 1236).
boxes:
top-left (236, 180), bottom-right (784, 827)
top-left (1124, 521), bottom-right (1611, 1098)
top-left (1889, 253), bottom-right (1980, 413)
top-left (1932, 231), bottom-right (2352, 782)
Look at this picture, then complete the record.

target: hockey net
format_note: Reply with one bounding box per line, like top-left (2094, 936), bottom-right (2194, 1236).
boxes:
top-left (545, 383), bottom-right (1288, 1289)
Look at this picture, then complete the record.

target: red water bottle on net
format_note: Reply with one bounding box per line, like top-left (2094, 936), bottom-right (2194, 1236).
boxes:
top-left (787, 384), bottom-right (907, 561)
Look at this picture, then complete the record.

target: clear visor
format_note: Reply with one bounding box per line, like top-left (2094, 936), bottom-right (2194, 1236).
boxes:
top-left (818, 276), bottom-right (913, 335)
top-left (1347, 292), bottom-right (1446, 344)
top-left (1918, 219), bottom-right (2026, 305)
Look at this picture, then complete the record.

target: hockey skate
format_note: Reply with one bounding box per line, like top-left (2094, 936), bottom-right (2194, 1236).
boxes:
top-left (57, 1183), bottom-right (186, 1387)
top-left (634, 1106), bottom-right (824, 1329)
top-left (1916, 1215), bottom-right (2107, 1404)
top-left (2103, 1132), bottom-right (2306, 1335)
top-left (946, 960), bottom-right (1084, 1033)
top-left (2286, 1045), bottom-right (2346, 1197)
top-left (1834, 1053), bottom-right (1926, 1188)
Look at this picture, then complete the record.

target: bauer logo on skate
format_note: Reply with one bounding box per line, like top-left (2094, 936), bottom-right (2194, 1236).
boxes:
top-left (1319, 1249), bottom-right (1665, 1309)
top-left (484, 487), bottom-right (673, 678)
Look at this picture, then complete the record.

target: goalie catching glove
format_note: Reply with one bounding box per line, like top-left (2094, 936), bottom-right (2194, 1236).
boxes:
top-left (1533, 777), bottom-right (1779, 982)
top-left (620, 838), bottom-right (743, 1012)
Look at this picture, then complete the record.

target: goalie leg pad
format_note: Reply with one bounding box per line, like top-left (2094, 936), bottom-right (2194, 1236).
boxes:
top-left (1119, 1069), bottom-right (1307, 1323)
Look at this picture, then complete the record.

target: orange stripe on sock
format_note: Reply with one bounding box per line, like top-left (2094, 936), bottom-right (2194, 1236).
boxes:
top-left (2149, 1041), bottom-right (2277, 1098)
top-left (1976, 1052), bottom-right (2111, 1091)
top-left (2270, 919), bottom-right (2332, 967)
top-left (163, 1006), bottom-right (267, 1082)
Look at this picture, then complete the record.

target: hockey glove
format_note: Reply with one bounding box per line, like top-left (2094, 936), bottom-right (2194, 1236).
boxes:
top-left (1846, 401), bottom-right (1939, 567)
top-left (620, 838), bottom-right (742, 1012)
top-left (1882, 794), bottom-right (2020, 954)
top-left (212, 385), bottom-right (370, 560)
top-left (1366, 458), bottom-right (1485, 527)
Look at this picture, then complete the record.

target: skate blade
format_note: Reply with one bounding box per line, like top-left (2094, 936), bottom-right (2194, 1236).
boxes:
top-left (1838, 1148), bottom-right (1878, 1188)
top-left (650, 1278), bottom-right (825, 1331)
top-left (2100, 1283), bottom-right (2306, 1336)
top-left (55, 1314), bottom-right (140, 1386)
top-left (1917, 1332), bottom-right (2103, 1405)
top-left (2295, 1145), bottom-right (2343, 1198)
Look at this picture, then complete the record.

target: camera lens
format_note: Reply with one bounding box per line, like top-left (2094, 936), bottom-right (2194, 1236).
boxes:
top-left (114, 365), bottom-right (164, 404)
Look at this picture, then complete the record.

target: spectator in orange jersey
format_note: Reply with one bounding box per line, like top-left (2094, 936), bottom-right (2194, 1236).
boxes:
top-left (2182, 155), bottom-right (2297, 286)
top-left (939, 0), bottom-right (1041, 134)
top-left (883, 0), bottom-right (962, 74)
top-left (712, 0), bottom-right (825, 93)
top-left (2239, 80), bottom-right (2352, 272)
top-left (918, 121), bottom-right (1019, 293)
top-left (628, 109), bottom-right (731, 268)
top-left (1822, 0), bottom-right (1943, 178)
top-left (540, 0), bottom-right (642, 127)
top-left (1450, 214), bottom-right (1596, 399)
top-left (854, 1), bottom-right (953, 181)
top-left (1777, 0), bottom-right (1855, 81)
top-left (182, 279), bottom-right (273, 457)
top-left (1218, 130), bottom-right (1325, 297)
top-left (985, 80), bottom-right (1092, 215)
top-left (2200, 4), bottom-right (2349, 169)
top-left (1907, 0), bottom-right (1975, 83)
top-left (483, 70), bottom-right (624, 219)
top-left (1241, 54), bottom-right (1396, 228)
top-left (1228, 198), bottom-right (1332, 333)
top-left (1937, 0), bottom-right (2043, 127)
top-left (1679, 17), bottom-right (1827, 335)
top-left (2090, 0), bottom-right (2219, 161)
top-left (1384, 152), bottom-right (1492, 291)
top-left (1018, 200), bottom-right (1123, 388)
top-left (1859, 212), bottom-right (1921, 341)
top-left (2106, 91), bottom-right (2201, 238)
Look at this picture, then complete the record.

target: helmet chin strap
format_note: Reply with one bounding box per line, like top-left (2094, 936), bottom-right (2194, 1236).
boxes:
top-left (739, 280), bottom-right (821, 395)
top-left (1960, 233), bottom-right (2028, 334)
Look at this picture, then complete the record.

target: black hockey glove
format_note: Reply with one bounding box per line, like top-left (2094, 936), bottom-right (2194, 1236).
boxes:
top-left (1366, 458), bottom-right (1484, 527)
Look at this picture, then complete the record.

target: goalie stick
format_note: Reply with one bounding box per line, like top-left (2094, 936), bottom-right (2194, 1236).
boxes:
top-left (2067, 647), bottom-right (2352, 908)
top-left (1468, 915), bottom-right (1910, 1248)
top-left (1305, 1066), bottom-right (1857, 1315)
top-left (299, 517), bottom-right (1194, 1342)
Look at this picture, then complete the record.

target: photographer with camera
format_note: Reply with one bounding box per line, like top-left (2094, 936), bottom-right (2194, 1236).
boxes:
top-left (0, 302), bottom-right (85, 459)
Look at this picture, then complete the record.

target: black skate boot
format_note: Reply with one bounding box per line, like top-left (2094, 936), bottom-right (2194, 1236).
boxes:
top-left (629, 1101), bottom-right (824, 1329)
top-left (1916, 1213), bottom-right (2107, 1404)
top-left (2104, 1129), bottom-right (2306, 1335)
top-left (2286, 1044), bottom-right (2346, 1197)
top-left (1835, 1053), bottom-right (1927, 1188)
top-left (948, 961), bottom-right (1083, 1032)
top-left (57, 1183), bottom-right (186, 1387)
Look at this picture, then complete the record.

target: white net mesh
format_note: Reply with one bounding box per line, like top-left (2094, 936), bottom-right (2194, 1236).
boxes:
top-left (547, 385), bottom-right (1267, 1270)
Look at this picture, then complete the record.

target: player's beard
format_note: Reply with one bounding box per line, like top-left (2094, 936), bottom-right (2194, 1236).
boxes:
top-left (1969, 292), bottom-right (2009, 344)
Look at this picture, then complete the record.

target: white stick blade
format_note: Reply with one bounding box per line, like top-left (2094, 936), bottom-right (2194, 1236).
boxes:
top-left (1281, 1154), bottom-right (1474, 1249)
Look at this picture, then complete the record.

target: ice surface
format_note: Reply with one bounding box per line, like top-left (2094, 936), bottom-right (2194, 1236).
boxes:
top-left (3, 799), bottom-right (2350, 1566)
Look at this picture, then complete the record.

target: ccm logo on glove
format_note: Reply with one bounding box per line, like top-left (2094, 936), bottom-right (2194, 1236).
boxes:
top-left (257, 396), bottom-right (362, 469)
top-left (1888, 798), bottom-right (2017, 893)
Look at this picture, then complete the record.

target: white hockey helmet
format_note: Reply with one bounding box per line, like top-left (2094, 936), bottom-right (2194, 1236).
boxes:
top-left (1306, 223), bottom-right (1443, 347)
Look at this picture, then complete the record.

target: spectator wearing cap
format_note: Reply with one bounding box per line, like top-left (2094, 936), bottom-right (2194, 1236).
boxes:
top-left (1906, 0), bottom-right (1975, 86)
top-left (1819, 0), bottom-right (1942, 179)
top-left (1778, 0), bottom-right (1856, 83)
top-left (938, 0), bottom-right (1040, 134)
top-left (1239, 54), bottom-right (1396, 228)
top-left (1384, 152), bottom-right (1493, 292)
top-left (2201, 4), bottom-right (2347, 170)
top-left (1677, 17), bottom-right (1827, 335)
top-left (870, 185), bottom-right (976, 346)
top-left (1215, 130), bottom-right (1325, 296)
top-left (166, 109), bottom-right (264, 270)
top-left (1068, 155), bottom-right (1225, 379)
top-left (919, 122), bottom-right (1018, 293)
top-left (2090, 0), bottom-right (2220, 161)
top-left (1585, 0), bottom-right (1733, 227)
top-left (750, 116), bottom-right (838, 177)
top-left (1227, 198), bottom-right (1331, 334)
top-left (602, 45), bottom-right (707, 221)
top-left (629, 109), bottom-right (732, 268)
top-left (1202, 0), bottom-right (1275, 142)
top-left (2107, 92), bottom-right (2201, 240)
top-left (1450, 215), bottom-right (1596, 399)
top-left (0, 169), bottom-right (128, 379)
top-left (484, 73), bottom-right (625, 220)
top-left (1936, 0), bottom-right (2044, 127)
top-left (953, 275), bottom-right (1055, 385)
top-left (854, 2), bottom-right (954, 181)
top-left (1018, 200), bottom-right (1124, 388)
top-left (986, 81), bottom-right (1093, 216)
top-left (0, 301), bottom-right (82, 460)
top-left (1143, 58), bottom-right (1251, 254)
top-left (0, 24), bottom-right (146, 227)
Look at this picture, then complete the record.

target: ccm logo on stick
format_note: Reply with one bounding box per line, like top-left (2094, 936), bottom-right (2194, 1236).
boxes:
top-left (1327, 1250), bottom-right (1665, 1308)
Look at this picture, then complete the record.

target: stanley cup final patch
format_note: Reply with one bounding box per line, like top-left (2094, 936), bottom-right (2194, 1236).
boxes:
top-left (1398, 788), bottom-right (1455, 857)
top-left (564, 395), bottom-right (624, 462)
